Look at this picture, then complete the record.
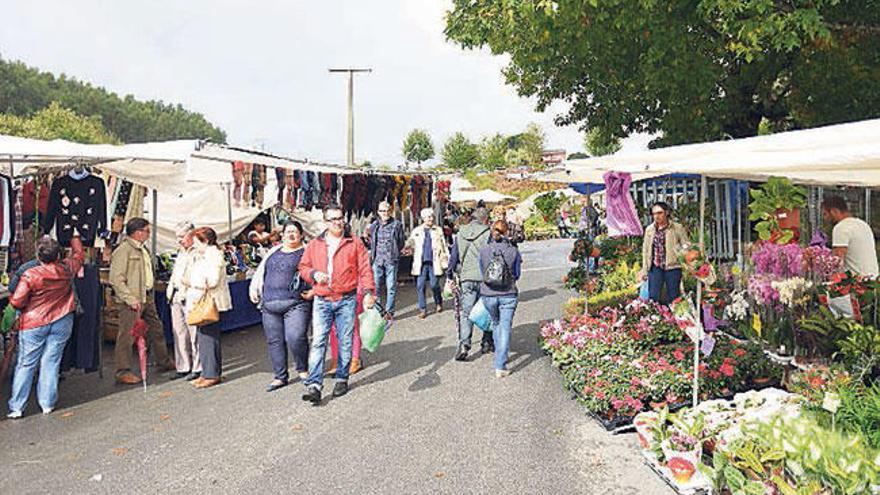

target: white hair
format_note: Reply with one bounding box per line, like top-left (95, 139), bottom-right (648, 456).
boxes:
top-left (175, 221), bottom-right (194, 236)
top-left (420, 208), bottom-right (434, 221)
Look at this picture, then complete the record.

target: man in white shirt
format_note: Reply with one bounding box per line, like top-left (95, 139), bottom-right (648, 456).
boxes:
top-left (823, 196), bottom-right (879, 277)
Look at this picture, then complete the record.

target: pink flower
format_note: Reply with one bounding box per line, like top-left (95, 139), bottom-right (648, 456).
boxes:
top-left (719, 363), bottom-right (735, 378)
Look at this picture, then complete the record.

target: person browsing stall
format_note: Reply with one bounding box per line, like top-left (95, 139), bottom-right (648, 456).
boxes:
top-left (823, 195), bottom-right (879, 277)
top-left (638, 202), bottom-right (689, 304)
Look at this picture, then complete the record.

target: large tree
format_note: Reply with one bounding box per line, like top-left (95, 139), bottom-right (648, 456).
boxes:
top-left (445, 1), bottom-right (880, 148)
top-left (402, 128), bottom-right (435, 165)
top-left (584, 127), bottom-right (621, 157)
top-left (441, 132), bottom-right (479, 170)
top-left (0, 56), bottom-right (226, 143)
top-left (478, 133), bottom-right (509, 169)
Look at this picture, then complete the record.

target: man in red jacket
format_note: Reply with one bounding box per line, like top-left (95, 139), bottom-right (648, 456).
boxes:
top-left (299, 205), bottom-right (376, 404)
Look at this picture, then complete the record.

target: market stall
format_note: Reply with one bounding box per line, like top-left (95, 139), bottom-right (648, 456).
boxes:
top-left (536, 119), bottom-right (880, 494)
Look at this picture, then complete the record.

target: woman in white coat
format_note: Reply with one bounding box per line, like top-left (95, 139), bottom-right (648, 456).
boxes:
top-left (187, 227), bottom-right (232, 389)
top-left (405, 208), bottom-right (450, 319)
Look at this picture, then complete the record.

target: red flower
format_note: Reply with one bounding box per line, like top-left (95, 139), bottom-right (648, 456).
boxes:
top-left (595, 390), bottom-right (606, 400)
top-left (719, 363), bottom-right (735, 377)
top-left (673, 349), bottom-right (685, 361)
top-left (733, 348), bottom-right (747, 357)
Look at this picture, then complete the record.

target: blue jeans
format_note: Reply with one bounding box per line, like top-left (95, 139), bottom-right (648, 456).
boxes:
top-left (458, 281), bottom-right (491, 348)
top-left (372, 261), bottom-right (399, 316)
top-left (416, 262), bottom-right (442, 311)
top-left (305, 295), bottom-right (356, 390)
top-left (262, 299), bottom-right (312, 382)
top-left (8, 313), bottom-right (75, 413)
top-left (482, 295), bottom-right (518, 371)
top-left (648, 266), bottom-right (682, 305)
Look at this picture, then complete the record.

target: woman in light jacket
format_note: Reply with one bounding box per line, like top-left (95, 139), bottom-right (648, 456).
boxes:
top-left (188, 227), bottom-right (232, 389)
top-left (249, 220), bottom-right (313, 392)
top-left (639, 202), bottom-right (690, 304)
top-left (405, 207), bottom-right (450, 319)
top-left (166, 222), bottom-right (200, 381)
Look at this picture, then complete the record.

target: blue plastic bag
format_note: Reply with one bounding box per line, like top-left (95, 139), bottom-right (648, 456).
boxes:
top-left (639, 281), bottom-right (650, 300)
top-left (468, 298), bottom-right (492, 332)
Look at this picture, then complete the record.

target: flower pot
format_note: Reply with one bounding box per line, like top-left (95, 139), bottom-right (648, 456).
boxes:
top-left (753, 376), bottom-right (771, 386)
top-left (649, 401), bottom-right (667, 411)
top-left (633, 412), bottom-right (658, 450)
top-left (775, 208), bottom-right (800, 230)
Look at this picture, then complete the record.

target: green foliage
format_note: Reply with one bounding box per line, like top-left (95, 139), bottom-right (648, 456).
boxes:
top-left (748, 177), bottom-right (807, 242)
top-left (478, 133), bottom-right (509, 170)
top-left (441, 132), bottom-right (479, 171)
top-left (0, 102), bottom-right (117, 144)
top-left (534, 191), bottom-right (563, 221)
top-left (444, 0), bottom-right (880, 148)
top-left (518, 122), bottom-right (545, 167)
top-left (584, 127), bottom-right (621, 157)
top-left (402, 128), bottom-right (435, 164)
top-left (0, 56), bottom-right (225, 142)
top-left (524, 212), bottom-right (556, 240)
top-left (586, 287), bottom-right (637, 311)
top-left (567, 151), bottom-right (589, 160)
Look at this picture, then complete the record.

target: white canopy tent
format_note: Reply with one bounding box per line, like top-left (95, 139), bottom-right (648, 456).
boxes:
top-left (450, 188), bottom-right (516, 204)
top-left (553, 119), bottom-right (880, 187)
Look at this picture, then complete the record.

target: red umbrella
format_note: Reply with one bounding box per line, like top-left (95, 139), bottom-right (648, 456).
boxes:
top-left (130, 317), bottom-right (148, 393)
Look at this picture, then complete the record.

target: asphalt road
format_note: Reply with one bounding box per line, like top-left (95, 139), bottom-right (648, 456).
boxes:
top-left (0, 238), bottom-right (671, 495)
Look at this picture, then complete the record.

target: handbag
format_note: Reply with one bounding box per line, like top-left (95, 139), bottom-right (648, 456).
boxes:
top-left (186, 292), bottom-right (220, 326)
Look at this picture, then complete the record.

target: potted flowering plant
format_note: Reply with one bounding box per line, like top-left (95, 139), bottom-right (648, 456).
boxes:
top-left (747, 176), bottom-right (807, 244)
top-left (661, 414), bottom-right (705, 484)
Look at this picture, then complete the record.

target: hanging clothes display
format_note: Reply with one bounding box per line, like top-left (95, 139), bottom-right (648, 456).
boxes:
top-left (233, 161), bottom-right (246, 207)
top-left (603, 171), bottom-right (644, 237)
top-left (275, 167), bottom-right (286, 205)
top-left (251, 164), bottom-right (266, 207)
top-left (20, 178), bottom-right (49, 229)
top-left (43, 171), bottom-right (108, 247)
top-left (284, 169), bottom-right (297, 210)
top-left (124, 184), bottom-right (146, 224)
top-left (0, 176), bottom-right (13, 248)
top-left (61, 262), bottom-right (102, 372)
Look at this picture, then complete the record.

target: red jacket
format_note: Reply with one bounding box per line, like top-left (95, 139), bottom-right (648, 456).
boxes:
top-left (11, 236), bottom-right (85, 331)
top-left (299, 231), bottom-right (375, 300)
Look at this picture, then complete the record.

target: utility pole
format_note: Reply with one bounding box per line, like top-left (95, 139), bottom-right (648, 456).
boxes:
top-left (328, 68), bottom-right (372, 167)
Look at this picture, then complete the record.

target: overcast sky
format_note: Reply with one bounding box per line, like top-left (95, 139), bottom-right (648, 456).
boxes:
top-left (1, 0), bottom-right (649, 165)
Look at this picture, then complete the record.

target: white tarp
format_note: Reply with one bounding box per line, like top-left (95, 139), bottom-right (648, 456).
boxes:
top-left (450, 188), bottom-right (515, 204)
top-left (0, 134), bottom-right (194, 190)
top-left (555, 119), bottom-right (880, 187)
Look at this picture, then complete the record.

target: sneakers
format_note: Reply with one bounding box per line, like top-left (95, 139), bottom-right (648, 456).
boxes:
top-left (302, 386), bottom-right (322, 404)
top-left (185, 371), bottom-right (201, 381)
top-left (7, 410), bottom-right (22, 419)
top-left (455, 345), bottom-right (469, 362)
top-left (297, 371), bottom-right (309, 381)
top-left (480, 341), bottom-right (495, 354)
top-left (332, 381), bottom-right (349, 398)
top-left (42, 407), bottom-right (54, 415)
top-left (495, 369), bottom-right (512, 378)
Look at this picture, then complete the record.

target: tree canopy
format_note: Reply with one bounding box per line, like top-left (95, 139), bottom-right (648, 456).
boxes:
top-left (584, 127), bottom-right (621, 157)
top-left (478, 133), bottom-right (509, 169)
top-left (0, 56), bottom-right (226, 143)
top-left (0, 102), bottom-right (118, 144)
top-left (441, 132), bottom-right (479, 170)
top-left (445, 0), bottom-right (880, 148)
top-left (402, 128), bottom-right (435, 164)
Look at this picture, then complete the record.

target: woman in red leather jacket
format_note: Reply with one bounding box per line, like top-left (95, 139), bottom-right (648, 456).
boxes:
top-left (7, 231), bottom-right (84, 418)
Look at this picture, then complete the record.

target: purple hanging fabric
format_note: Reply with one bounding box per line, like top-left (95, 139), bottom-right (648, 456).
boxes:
top-left (603, 171), bottom-right (643, 237)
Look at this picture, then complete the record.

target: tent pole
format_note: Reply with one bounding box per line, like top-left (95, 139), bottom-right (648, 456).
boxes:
top-left (151, 189), bottom-right (158, 269)
top-left (694, 175), bottom-right (707, 407)
top-left (227, 183), bottom-right (234, 242)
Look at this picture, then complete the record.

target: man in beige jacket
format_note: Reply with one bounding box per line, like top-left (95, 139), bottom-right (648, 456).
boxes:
top-left (109, 218), bottom-right (173, 385)
top-left (639, 202), bottom-right (690, 304)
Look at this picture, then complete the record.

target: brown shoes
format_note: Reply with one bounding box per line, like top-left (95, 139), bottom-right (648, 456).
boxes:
top-left (193, 377), bottom-right (221, 389)
top-left (436, 304), bottom-right (443, 314)
top-left (350, 357), bottom-right (363, 375)
top-left (115, 372), bottom-right (142, 385)
top-left (418, 310), bottom-right (427, 319)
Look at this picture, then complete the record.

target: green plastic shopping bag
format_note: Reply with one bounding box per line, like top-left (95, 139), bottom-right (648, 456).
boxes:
top-left (359, 307), bottom-right (387, 353)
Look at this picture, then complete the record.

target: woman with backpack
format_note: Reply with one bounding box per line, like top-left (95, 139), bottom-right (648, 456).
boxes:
top-left (478, 220), bottom-right (522, 378)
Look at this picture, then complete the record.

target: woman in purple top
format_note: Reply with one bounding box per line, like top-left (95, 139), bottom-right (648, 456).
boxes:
top-left (478, 220), bottom-right (522, 378)
top-left (248, 221), bottom-right (314, 392)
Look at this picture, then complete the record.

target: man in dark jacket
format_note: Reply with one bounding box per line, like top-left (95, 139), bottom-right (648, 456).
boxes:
top-left (447, 207), bottom-right (492, 361)
top-left (368, 201), bottom-right (405, 318)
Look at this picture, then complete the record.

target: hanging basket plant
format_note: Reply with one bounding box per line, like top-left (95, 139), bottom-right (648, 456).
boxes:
top-left (748, 177), bottom-right (807, 244)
